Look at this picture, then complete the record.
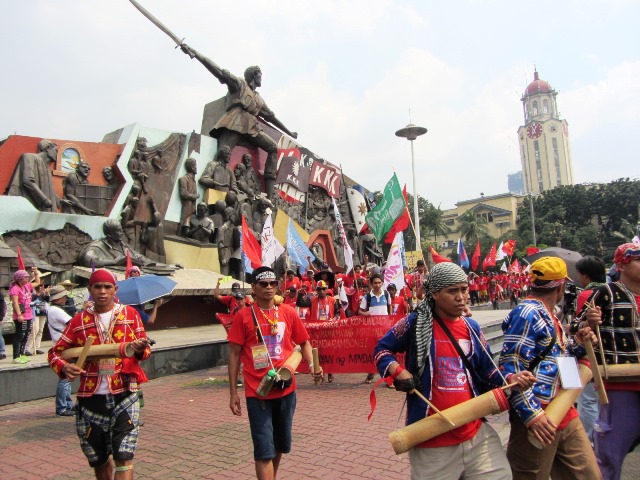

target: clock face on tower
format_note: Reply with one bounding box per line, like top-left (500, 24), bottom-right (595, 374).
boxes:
top-left (526, 122), bottom-right (542, 139)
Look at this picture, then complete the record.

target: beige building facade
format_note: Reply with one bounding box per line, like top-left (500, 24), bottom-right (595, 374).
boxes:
top-left (518, 70), bottom-right (574, 194)
top-left (428, 193), bottom-right (524, 249)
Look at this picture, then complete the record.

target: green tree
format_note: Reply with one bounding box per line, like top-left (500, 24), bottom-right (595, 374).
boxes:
top-left (458, 209), bottom-right (489, 243)
top-left (423, 205), bottom-right (451, 246)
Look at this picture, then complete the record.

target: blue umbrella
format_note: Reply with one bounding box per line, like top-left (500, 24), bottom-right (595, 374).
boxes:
top-left (116, 275), bottom-right (177, 305)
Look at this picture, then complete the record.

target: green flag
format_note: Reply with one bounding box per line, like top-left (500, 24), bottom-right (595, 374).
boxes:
top-left (365, 174), bottom-right (406, 243)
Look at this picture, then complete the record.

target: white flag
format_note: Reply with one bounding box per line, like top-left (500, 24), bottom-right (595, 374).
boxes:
top-left (383, 234), bottom-right (405, 289)
top-left (261, 213), bottom-right (285, 267)
top-left (496, 241), bottom-right (505, 261)
top-left (500, 261), bottom-right (508, 272)
top-left (332, 198), bottom-right (354, 273)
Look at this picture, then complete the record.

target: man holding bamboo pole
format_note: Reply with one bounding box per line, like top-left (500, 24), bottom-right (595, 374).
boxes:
top-left (227, 266), bottom-right (323, 480)
top-left (499, 257), bottom-right (600, 479)
top-left (575, 242), bottom-right (640, 480)
top-left (374, 263), bottom-right (535, 479)
top-left (48, 268), bottom-right (152, 480)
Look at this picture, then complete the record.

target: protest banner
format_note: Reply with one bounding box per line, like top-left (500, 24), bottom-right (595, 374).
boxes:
top-left (216, 313), bottom-right (404, 373)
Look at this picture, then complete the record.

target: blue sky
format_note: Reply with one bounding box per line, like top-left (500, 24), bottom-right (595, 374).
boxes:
top-left (1, 0), bottom-right (638, 209)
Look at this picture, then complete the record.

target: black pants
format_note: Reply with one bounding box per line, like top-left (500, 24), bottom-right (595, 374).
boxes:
top-left (13, 319), bottom-right (32, 359)
top-left (470, 291), bottom-right (479, 305)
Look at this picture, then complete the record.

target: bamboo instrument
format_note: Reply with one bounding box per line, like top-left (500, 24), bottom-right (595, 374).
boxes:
top-left (60, 342), bottom-right (136, 362)
top-left (528, 363), bottom-right (592, 449)
top-left (584, 340), bottom-right (609, 404)
top-left (389, 387), bottom-right (510, 455)
top-left (76, 336), bottom-right (95, 370)
top-left (312, 348), bottom-right (321, 385)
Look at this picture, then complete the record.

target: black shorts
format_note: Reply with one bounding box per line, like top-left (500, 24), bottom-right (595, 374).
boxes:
top-left (76, 392), bottom-right (140, 467)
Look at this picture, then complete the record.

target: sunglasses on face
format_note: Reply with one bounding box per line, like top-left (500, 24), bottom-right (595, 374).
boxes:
top-left (257, 281), bottom-right (278, 288)
top-left (317, 287), bottom-right (327, 291)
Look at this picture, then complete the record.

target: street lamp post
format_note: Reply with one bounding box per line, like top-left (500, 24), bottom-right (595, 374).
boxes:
top-left (395, 123), bottom-right (427, 250)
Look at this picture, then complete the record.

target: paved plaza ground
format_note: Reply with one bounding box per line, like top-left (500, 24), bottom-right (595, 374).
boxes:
top-left (2, 365), bottom-right (640, 479)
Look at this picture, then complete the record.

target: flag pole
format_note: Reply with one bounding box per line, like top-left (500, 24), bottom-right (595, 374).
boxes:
top-left (392, 168), bottom-right (426, 266)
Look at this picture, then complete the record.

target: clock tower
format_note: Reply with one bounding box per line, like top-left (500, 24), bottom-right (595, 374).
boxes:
top-left (517, 70), bottom-right (574, 194)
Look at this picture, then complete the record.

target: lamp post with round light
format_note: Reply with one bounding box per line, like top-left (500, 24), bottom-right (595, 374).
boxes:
top-left (395, 123), bottom-right (427, 251)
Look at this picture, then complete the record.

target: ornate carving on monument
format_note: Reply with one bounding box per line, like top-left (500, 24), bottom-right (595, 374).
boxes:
top-left (78, 218), bottom-right (177, 273)
top-left (5, 139), bottom-right (62, 212)
top-left (198, 146), bottom-right (238, 193)
top-left (122, 132), bottom-right (185, 252)
top-left (3, 223), bottom-right (93, 273)
top-left (185, 202), bottom-right (214, 244)
top-left (177, 158), bottom-right (199, 235)
top-left (215, 211), bottom-right (239, 276)
top-left (62, 160), bottom-right (96, 215)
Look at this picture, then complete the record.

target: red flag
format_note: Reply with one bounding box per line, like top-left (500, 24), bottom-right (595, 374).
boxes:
top-left (429, 245), bottom-right (452, 264)
top-left (482, 243), bottom-right (497, 270)
top-left (502, 239), bottom-right (516, 257)
top-left (509, 259), bottom-right (521, 273)
top-left (525, 246), bottom-right (540, 256)
top-left (242, 215), bottom-right (262, 269)
top-left (125, 249), bottom-right (133, 279)
top-left (471, 241), bottom-right (481, 271)
top-left (384, 185), bottom-right (410, 243)
top-left (16, 246), bottom-right (25, 271)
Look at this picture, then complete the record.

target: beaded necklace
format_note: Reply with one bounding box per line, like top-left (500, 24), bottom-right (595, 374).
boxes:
top-left (256, 303), bottom-right (279, 335)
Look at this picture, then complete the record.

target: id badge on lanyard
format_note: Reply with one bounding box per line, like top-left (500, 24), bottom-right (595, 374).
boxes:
top-left (98, 358), bottom-right (116, 376)
top-left (251, 344), bottom-right (270, 370)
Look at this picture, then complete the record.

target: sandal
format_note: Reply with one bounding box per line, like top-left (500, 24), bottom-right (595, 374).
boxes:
top-left (327, 374), bottom-right (334, 383)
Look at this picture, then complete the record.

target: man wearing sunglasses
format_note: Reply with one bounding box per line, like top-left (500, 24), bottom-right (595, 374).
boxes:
top-left (227, 266), bottom-right (323, 480)
top-left (310, 280), bottom-right (337, 322)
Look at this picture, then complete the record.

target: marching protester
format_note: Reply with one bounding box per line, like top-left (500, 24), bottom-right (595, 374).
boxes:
top-left (387, 283), bottom-right (408, 315)
top-left (499, 257), bottom-right (600, 479)
top-left (360, 273), bottom-right (392, 384)
top-left (227, 266), bottom-right (323, 480)
top-left (573, 255), bottom-right (607, 445)
top-left (48, 269), bottom-right (153, 479)
top-left (575, 243), bottom-right (640, 480)
top-left (310, 279), bottom-right (338, 383)
top-left (374, 263), bottom-right (536, 479)
top-left (46, 285), bottom-right (76, 416)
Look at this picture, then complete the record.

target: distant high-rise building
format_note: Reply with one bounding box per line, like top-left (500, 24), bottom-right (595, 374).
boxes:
top-left (517, 70), bottom-right (574, 194)
top-left (507, 171), bottom-right (524, 194)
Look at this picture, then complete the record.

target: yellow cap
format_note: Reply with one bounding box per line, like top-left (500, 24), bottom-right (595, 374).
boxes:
top-left (529, 257), bottom-right (571, 283)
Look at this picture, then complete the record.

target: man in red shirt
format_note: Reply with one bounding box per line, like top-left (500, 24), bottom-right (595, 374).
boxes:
top-left (48, 269), bottom-right (152, 479)
top-left (387, 283), bottom-right (408, 315)
top-left (310, 280), bottom-right (337, 322)
top-left (280, 269), bottom-right (301, 294)
top-left (375, 263), bottom-right (535, 478)
top-left (228, 266), bottom-right (323, 479)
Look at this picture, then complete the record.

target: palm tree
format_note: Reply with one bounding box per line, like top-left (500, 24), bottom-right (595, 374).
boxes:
top-left (424, 207), bottom-right (451, 245)
top-left (457, 209), bottom-right (489, 243)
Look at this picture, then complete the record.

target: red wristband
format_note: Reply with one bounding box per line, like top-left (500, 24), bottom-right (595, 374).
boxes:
top-left (391, 365), bottom-right (405, 379)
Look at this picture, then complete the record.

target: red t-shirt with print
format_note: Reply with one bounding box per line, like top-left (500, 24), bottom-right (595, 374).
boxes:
top-left (227, 303), bottom-right (309, 399)
top-left (418, 317), bottom-right (481, 448)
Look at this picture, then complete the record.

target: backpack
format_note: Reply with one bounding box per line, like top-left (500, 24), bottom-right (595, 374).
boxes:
top-left (366, 291), bottom-right (391, 315)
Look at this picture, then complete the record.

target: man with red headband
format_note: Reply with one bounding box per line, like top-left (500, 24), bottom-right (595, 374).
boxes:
top-left (576, 243), bottom-right (640, 480)
top-left (48, 268), bottom-right (152, 480)
top-left (499, 257), bottom-right (599, 478)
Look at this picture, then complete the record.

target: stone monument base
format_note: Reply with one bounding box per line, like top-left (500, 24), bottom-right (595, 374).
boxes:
top-left (163, 235), bottom-right (219, 271)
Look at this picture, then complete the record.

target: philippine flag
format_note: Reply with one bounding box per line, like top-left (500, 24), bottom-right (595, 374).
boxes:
top-left (457, 238), bottom-right (469, 269)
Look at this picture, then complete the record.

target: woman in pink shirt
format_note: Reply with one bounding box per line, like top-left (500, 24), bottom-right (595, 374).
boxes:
top-left (9, 270), bottom-right (35, 364)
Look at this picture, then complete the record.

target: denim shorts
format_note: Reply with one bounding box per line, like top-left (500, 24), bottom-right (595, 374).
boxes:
top-left (246, 392), bottom-right (297, 460)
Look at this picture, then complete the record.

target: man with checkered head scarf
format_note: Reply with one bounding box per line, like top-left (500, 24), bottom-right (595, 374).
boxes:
top-left (374, 263), bottom-right (535, 479)
top-left (576, 243), bottom-right (640, 479)
top-left (500, 257), bottom-right (599, 479)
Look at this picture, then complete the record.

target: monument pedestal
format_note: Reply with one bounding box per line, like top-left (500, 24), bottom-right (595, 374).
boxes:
top-left (163, 235), bottom-right (219, 271)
